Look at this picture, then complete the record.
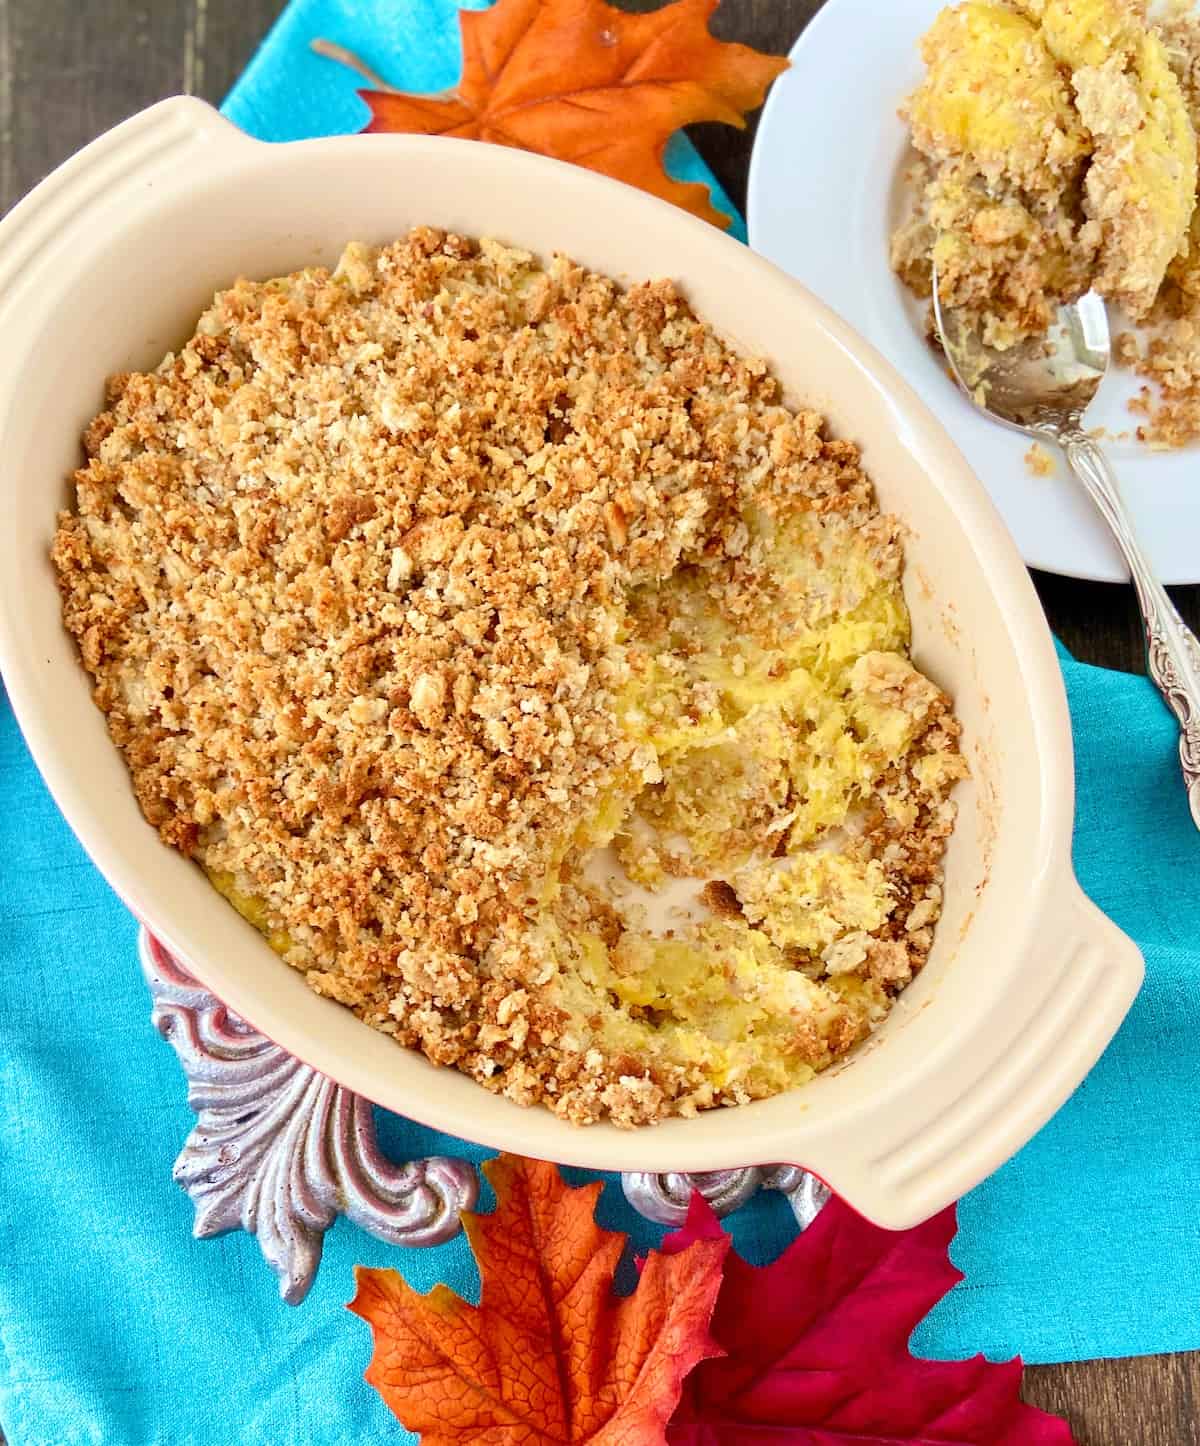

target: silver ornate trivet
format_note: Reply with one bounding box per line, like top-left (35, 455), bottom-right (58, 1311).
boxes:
top-left (622, 1166), bottom-right (829, 1229)
top-left (141, 931), bottom-right (478, 1303)
top-left (142, 929), bottom-right (827, 1304)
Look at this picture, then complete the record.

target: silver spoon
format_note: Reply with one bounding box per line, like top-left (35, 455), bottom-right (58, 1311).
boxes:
top-left (932, 275), bottom-right (1200, 829)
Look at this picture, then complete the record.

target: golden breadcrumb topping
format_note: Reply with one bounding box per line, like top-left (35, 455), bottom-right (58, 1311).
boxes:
top-left (53, 230), bottom-right (964, 1126)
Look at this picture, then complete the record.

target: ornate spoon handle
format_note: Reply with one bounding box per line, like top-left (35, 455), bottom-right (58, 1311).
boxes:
top-left (1061, 427), bottom-right (1200, 829)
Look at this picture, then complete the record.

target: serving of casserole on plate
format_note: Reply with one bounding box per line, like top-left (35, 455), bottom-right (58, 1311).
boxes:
top-left (892, 0), bottom-right (1200, 451)
top-left (749, 0), bottom-right (1200, 582)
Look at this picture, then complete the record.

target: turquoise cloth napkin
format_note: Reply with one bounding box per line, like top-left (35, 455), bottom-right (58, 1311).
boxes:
top-left (2, 2), bottom-right (1200, 1441)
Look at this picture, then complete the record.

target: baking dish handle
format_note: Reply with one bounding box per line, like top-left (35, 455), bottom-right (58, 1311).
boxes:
top-left (0, 98), bottom-right (250, 343)
top-left (801, 881), bottom-right (1144, 1230)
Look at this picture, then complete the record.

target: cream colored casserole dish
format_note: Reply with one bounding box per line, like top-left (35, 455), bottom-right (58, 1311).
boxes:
top-left (0, 98), bottom-right (1143, 1228)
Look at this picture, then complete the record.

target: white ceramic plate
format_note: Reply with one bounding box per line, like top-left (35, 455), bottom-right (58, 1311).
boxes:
top-left (747, 0), bottom-right (1200, 584)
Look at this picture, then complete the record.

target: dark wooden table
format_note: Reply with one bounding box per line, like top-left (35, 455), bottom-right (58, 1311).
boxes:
top-left (0, 0), bottom-right (1195, 1441)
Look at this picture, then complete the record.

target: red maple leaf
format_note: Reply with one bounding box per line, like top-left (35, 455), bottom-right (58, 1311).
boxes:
top-left (660, 1193), bottom-right (1078, 1444)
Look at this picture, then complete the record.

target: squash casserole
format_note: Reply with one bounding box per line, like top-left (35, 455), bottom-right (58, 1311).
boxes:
top-left (52, 230), bottom-right (965, 1126)
top-left (894, 0), bottom-right (1200, 446)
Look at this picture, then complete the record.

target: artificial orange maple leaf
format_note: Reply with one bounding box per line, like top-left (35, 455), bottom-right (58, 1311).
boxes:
top-left (348, 1154), bottom-right (728, 1444)
top-left (360, 0), bottom-right (789, 228)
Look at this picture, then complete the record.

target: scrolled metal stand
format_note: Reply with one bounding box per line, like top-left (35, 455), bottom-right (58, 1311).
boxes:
top-left (142, 930), bottom-right (827, 1304)
top-left (622, 1165), bottom-right (830, 1230)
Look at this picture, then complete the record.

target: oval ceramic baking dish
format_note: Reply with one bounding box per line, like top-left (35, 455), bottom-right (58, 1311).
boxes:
top-left (0, 97), bottom-right (1144, 1229)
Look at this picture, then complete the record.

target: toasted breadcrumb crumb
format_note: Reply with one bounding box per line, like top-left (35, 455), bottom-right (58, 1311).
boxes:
top-left (1025, 442), bottom-right (1056, 477)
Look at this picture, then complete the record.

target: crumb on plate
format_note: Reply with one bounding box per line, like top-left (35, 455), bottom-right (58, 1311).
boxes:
top-left (1024, 442), bottom-right (1056, 476)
